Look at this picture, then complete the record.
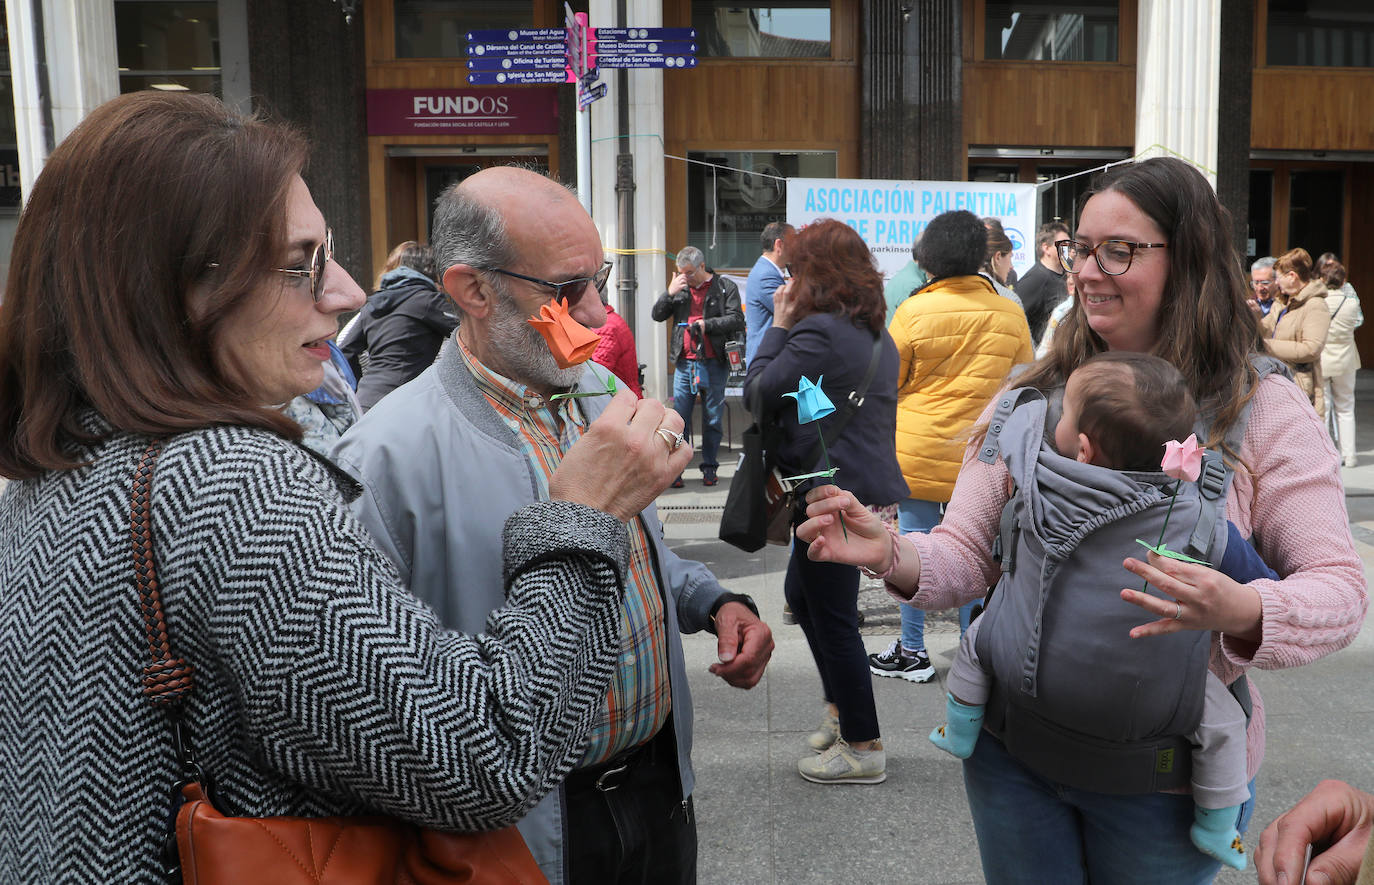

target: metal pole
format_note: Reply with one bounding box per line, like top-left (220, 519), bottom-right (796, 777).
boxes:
top-left (577, 105), bottom-right (591, 212)
top-left (614, 0), bottom-right (636, 340)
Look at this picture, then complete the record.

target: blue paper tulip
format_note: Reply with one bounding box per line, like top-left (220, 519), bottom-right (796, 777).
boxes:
top-left (784, 375), bottom-right (835, 424)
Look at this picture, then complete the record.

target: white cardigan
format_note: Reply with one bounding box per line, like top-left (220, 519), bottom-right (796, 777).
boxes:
top-left (1321, 284), bottom-right (1363, 378)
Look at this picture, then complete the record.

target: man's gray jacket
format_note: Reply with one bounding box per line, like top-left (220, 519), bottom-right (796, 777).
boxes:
top-left (332, 338), bottom-right (730, 884)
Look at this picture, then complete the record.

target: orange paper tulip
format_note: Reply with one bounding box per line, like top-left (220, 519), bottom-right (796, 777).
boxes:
top-left (527, 298), bottom-right (601, 368)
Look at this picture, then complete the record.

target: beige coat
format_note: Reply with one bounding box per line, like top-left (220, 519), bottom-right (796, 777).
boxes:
top-left (1320, 286), bottom-right (1363, 379)
top-left (1263, 278), bottom-right (1331, 415)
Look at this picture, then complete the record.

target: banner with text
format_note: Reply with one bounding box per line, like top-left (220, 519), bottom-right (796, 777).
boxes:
top-left (786, 178), bottom-right (1039, 280)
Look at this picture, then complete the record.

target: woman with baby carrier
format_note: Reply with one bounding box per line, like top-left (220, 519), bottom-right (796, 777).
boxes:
top-left (795, 157), bottom-right (1368, 884)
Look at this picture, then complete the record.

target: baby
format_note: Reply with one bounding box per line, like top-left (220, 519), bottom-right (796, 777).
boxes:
top-left (929, 352), bottom-right (1274, 871)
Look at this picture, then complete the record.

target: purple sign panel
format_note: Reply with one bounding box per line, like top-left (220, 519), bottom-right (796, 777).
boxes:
top-left (366, 88), bottom-right (559, 136)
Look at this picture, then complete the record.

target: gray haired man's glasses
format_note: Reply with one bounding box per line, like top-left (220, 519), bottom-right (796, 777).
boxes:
top-left (478, 260), bottom-right (614, 305)
top-left (1056, 238), bottom-right (1166, 276)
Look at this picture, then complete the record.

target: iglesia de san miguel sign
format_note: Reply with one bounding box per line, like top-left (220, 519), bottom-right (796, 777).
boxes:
top-left (365, 87), bottom-right (559, 136)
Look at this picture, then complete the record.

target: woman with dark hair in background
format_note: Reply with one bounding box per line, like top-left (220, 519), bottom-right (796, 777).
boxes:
top-left (339, 239), bottom-right (458, 410)
top-left (1263, 247), bottom-right (1331, 416)
top-left (0, 91), bottom-right (689, 882)
top-left (799, 157), bottom-right (1365, 883)
top-left (981, 216), bottom-right (1025, 310)
top-left (745, 219), bottom-right (907, 785)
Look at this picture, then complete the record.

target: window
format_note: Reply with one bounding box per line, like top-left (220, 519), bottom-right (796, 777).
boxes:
top-left (395, 0), bottom-right (534, 59)
top-left (687, 150), bottom-right (836, 269)
top-left (693, 1), bottom-right (830, 58)
top-left (1267, 0), bottom-right (1374, 67)
top-left (984, 1), bottom-right (1118, 62)
top-left (115, 1), bottom-right (220, 95)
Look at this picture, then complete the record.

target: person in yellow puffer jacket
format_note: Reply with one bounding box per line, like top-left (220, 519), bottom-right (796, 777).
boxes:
top-left (867, 210), bottom-right (1033, 684)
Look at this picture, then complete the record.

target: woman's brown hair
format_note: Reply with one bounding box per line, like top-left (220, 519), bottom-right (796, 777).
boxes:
top-left (1275, 247), bottom-right (1315, 284)
top-left (1010, 157), bottom-right (1264, 455)
top-left (0, 91), bottom-right (309, 478)
top-left (781, 219), bottom-right (886, 333)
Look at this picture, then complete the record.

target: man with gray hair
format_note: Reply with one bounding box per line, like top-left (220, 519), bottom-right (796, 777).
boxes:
top-left (1250, 256), bottom-right (1278, 317)
top-left (334, 167), bottom-right (772, 884)
top-left (651, 246), bottom-right (744, 487)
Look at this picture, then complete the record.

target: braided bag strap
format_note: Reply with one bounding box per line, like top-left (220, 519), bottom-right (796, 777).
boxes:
top-left (131, 439), bottom-right (194, 706)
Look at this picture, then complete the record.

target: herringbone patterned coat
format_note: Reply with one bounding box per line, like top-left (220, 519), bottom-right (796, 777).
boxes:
top-left (0, 421), bottom-right (629, 883)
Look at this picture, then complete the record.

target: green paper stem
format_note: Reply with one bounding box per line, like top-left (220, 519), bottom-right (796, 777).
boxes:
top-left (1141, 479), bottom-right (1181, 593)
top-left (1134, 539), bottom-right (1211, 566)
top-left (549, 376), bottom-right (617, 402)
top-left (816, 433), bottom-right (847, 541)
top-left (780, 468), bottom-right (839, 483)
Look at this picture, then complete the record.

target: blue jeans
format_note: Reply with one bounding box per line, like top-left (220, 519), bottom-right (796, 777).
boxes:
top-left (671, 358), bottom-right (728, 470)
top-left (963, 733), bottom-right (1256, 884)
top-left (897, 498), bottom-right (977, 651)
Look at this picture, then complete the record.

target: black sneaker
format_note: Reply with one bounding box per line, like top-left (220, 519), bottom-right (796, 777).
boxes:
top-left (702, 466), bottom-right (718, 486)
top-left (670, 475), bottom-right (685, 489)
top-left (868, 641), bottom-right (935, 683)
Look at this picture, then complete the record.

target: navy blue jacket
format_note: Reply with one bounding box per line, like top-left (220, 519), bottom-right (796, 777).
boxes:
top-left (745, 311), bottom-right (909, 507)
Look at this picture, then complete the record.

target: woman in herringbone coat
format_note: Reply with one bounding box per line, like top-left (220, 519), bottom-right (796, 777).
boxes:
top-left (0, 92), bottom-right (691, 883)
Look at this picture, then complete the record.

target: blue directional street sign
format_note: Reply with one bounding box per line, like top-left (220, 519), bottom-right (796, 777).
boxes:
top-left (467, 41), bottom-right (565, 58)
top-left (466, 28), bottom-right (564, 42)
top-left (467, 69), bottom-right (574, 85)
top-left (593, 41), bottom-right (696, 56)
top-left (593, 27), bottom-right (696, 41)
top-left (468, 56), bottom-right (568, 72)
top-left (597, 55), bottom-right (698, 69)
top-left (578, 83), bottom-right (607, 110)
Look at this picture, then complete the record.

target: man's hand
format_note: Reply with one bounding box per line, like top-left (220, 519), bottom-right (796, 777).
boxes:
top-left (668, 272), bottom-right (689, 296)
top-left (1256, 779), bottom-right (1374, 885)
top-left (692, 318), bottom-right (707, 340)
top-left (708, 602), bottom-right (773, 689)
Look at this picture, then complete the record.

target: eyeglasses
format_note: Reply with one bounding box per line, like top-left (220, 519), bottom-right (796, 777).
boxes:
top-left (479, 260), bottom-right (614, 305)
top-left (1056, 238), bottom-right (1166, 276)
top-left (1250, 278), bottom-right (1274, 289)
top-left (278, 228), bottom-right (334, 302)
top-left (206, 228), bottom-right (334, 302)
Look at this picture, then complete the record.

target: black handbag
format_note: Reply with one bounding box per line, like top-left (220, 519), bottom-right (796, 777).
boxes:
top-left (717, 387), bottom-right (780, 552)
top-left (718, 336), bottom-right (883, 552)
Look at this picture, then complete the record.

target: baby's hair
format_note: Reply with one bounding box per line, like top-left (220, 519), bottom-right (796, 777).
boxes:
top-left (1072, 352), bottom-right (1198, 472)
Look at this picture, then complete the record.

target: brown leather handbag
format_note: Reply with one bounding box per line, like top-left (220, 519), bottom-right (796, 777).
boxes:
top-left (131, 440), bottom-right (548, 884)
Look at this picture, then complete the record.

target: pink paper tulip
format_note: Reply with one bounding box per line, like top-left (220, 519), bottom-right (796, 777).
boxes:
top-left (1161, 433), bottom-right (1203, 482)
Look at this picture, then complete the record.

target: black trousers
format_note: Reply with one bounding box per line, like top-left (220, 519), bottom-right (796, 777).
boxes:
top-left (564, 721), bottom-right (697, 884)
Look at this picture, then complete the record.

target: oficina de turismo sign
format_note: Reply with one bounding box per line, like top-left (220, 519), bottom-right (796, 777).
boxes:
top-left (365, 88), bottom-right (559, 136)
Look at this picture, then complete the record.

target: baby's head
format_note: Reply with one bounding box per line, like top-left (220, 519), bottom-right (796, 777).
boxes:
top-left (1055, 352), bottom-right (1198, 471)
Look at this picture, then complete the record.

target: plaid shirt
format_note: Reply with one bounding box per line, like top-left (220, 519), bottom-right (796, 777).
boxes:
top-left (457, 338), bottom-right (671, 764)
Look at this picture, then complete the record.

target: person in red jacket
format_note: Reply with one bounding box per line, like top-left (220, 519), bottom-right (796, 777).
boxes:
top-left (591, 293), bottom-right (643, 397)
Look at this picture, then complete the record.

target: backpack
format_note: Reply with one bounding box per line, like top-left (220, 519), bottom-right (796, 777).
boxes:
top-left (971, 356), bottom-right (1288, 794)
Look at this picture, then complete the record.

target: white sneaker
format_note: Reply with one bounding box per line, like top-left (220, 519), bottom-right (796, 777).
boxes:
top-left (797, 738), bottom-right (886, 784)
top-left (806, 712), bottom-right (840, 753)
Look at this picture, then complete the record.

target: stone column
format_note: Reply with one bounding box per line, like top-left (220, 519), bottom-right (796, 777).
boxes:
top-left (1216, 0), bottom-right (1254, 257)
top-left (6, 0), bottom-right (118, 197)
top-left (249, 0), bottom-right (369, 289)
top-left (590, 0), bottom-right (668, 399)
top-left (1135, 0), bottom-right (1221, 189)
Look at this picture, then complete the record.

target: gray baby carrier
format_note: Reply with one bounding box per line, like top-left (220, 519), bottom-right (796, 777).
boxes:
top-left (971, 370), bottom-right (1272, 794)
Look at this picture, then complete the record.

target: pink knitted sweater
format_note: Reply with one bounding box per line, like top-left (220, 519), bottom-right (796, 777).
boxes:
top-left (896, 373), bottom-right (1368, 780)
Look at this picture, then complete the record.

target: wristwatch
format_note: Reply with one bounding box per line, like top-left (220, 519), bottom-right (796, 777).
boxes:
top-left (707, 592), bottom-right (760, 632)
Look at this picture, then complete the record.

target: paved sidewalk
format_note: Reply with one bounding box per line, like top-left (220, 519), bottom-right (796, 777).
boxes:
top-left (660, 373), bottom-right (1374, 884)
